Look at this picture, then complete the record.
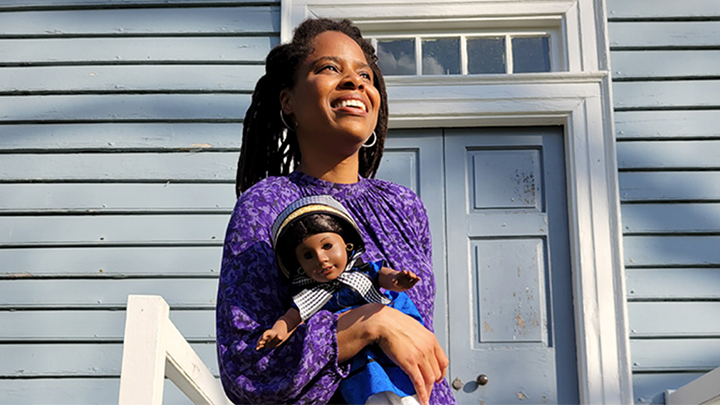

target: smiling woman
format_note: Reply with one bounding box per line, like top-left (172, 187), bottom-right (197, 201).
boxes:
top-left (233, 19), bottom-right (389, 196)
top-left (216, 18), bottom-right (456, 405)
top-left (280, 30), bottom-right (382, 178)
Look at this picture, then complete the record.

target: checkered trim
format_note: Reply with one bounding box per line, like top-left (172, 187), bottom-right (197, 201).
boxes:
top-left (291, 268), bottom-right (391, 321)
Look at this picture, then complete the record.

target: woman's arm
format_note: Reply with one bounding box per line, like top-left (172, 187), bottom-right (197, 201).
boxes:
top-left (336, 303), bottom-right (448, 405)
top-left (217, 194), bottom-right (351, 404)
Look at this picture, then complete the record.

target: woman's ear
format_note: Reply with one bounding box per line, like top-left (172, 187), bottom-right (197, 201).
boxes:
top-left (279, 88), bottom-right (293, 115)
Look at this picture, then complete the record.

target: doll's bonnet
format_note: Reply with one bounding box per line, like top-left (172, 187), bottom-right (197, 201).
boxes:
top-left (271, 195), bottom-right (365, 278)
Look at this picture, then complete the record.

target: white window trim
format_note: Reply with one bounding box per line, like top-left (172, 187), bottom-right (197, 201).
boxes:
top-left (280, 1), bottom-right (632, 403)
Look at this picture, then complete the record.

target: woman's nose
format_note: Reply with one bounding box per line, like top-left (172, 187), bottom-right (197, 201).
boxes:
top-left (340, 73), bottom-right (364, 89)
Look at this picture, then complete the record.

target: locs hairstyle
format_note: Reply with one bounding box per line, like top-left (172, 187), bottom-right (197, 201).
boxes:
top-left (235, 18), bottom-right (389, 196)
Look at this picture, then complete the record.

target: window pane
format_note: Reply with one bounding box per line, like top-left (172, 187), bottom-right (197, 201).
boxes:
top-left (467, 37), bottom-right (506, 74)
top-left (377, 39), bottom-right (416, 76)
top-left (422, 38), bottom-right (460, 75)
top-left (512, 36), bottom-right (551, 73)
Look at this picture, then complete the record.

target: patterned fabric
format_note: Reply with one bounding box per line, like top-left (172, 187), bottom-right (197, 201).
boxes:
top-left (292, 268), bottom-right (391, 322)
top-left (216, 170), bottom-right (457, 404)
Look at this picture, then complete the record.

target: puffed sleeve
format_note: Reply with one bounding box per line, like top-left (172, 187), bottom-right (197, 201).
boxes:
top-left (216, 191), bottom-right (350, 404)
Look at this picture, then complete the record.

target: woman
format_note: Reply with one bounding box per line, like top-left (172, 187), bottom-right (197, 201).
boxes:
top-left (216, 18), bottom-right (456, 405)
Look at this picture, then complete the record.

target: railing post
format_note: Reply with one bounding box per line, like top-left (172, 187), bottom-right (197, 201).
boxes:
top-left (666, 366), bottom-right (720, 405)
top-left (118, 295), bottom-right (170, 405)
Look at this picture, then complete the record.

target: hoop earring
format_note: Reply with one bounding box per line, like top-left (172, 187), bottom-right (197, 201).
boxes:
top-left (296, 267), bottom-right (305, 276)
top-left (280, 110), bottom-right (295, 131)
top-left (362, 131), bottom-right (377, 148)
top-left (346, 243), bottom-right (354, 252)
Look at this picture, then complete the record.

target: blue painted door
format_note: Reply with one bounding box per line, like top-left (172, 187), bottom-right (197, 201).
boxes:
top-left (381, 127), bottom-right (578, 404)
top-left (378, 129), bottom-right (448, 349)
top-left (444, 127), bottom-right (578, 404)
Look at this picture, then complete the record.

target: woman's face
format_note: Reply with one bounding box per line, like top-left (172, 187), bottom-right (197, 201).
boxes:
top-left (294, 232), bottom-right (348, 283)
top-left (281, 31), bottom-right (381, 156)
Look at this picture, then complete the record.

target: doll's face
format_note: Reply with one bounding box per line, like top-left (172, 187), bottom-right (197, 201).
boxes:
top-left (294, 232), bottom-right (348, 283)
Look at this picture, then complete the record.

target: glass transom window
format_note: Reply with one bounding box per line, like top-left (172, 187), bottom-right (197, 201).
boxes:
top-left (373, 32), bottom-right (555, 76)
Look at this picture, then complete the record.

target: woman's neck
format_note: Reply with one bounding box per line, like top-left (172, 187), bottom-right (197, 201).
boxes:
top-left (297, 154), bottom-right (360, 184)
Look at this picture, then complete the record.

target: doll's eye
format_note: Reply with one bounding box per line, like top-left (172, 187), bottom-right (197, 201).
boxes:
top-left (322, 243), bottom-right (333, 250)
top-left (302, 252), bottom-right (313, 260)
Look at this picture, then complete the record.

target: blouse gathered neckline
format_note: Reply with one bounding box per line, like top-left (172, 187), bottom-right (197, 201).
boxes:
top-left (288, 170), bottom-right (369, 197)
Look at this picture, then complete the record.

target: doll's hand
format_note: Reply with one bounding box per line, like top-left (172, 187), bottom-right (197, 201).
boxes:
top-left (392, 270), bottom-right (421, 291)
top-left (256, 329), bottom-right (287, 350)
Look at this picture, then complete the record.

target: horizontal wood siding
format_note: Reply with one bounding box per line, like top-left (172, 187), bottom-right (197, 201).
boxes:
top-left (0, 1), bottom-right (279, 403)
top-left (608, 0), bottom-right (720, 403)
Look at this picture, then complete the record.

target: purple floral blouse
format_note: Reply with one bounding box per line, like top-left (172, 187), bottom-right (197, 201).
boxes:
top-left (216, 171), bottom-right (456, 404)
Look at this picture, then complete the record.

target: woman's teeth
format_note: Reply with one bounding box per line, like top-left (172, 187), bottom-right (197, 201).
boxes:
top-left (334, 99), bottom-right (366, 111)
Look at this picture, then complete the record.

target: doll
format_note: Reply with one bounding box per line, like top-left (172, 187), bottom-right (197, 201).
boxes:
top-left (257, 194), bottom-right (423, 404)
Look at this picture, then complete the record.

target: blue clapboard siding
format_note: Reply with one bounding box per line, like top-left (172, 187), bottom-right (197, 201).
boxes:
top-left (0, 124), bottom-right (245, 151)
top-left (0, 94), bottom-right (251, 122)
top-left (607, 0), bottom-right (720, 403)
top-left (0, 343), bottom-right (218, 375)
top-left (0, 1), bottom-right (279, 403)
top-left (0, 38), bottom-right (273, 64)
top-left (0, 379), bottom-right (206, 405)
top-left (0, 310), bottom-right (216, 341)
top-left (0, 153), bottom-right (239, 181)
top-left (1, 66), bottom-right (266, 92)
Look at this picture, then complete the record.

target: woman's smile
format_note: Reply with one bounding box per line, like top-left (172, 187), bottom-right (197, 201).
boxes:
top-left (331, 95), bottom-right (369, 115)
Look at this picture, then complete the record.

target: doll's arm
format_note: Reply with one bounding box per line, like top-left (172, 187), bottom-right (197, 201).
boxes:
top-left (256, 307), bottom-right (302, 350)
top-left (377, 266), bottom-right (421, 292)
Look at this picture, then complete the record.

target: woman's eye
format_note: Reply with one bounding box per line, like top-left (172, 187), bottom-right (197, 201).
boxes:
top-left (320, 65), bottom-right (339, 73)
top-left (360, 72), bottom-right (372, 80)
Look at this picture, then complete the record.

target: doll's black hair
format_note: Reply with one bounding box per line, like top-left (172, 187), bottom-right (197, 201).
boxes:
top-left (276, 213), bottom-right (349, 276)
top-left (235, 18), bottom-right (388, 197)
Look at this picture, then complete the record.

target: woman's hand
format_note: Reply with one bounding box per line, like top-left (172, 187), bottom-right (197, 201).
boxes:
top-left (336, 304), bottom-right (448, 405)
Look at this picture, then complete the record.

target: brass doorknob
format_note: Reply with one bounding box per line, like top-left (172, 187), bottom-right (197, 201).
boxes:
top-left (476, 374), bottom-right (489, 386)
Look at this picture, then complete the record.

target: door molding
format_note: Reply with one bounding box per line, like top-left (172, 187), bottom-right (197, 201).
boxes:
top-left (387, 74), bottom-right (631, 405)
top-left (281, 1), bottom-right (632, 403)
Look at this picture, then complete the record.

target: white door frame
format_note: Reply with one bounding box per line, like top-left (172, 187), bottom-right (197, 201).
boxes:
top-left (281, 1), bottom-right (632, 403)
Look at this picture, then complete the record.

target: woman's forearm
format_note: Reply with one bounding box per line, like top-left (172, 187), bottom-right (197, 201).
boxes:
top-left (336, 303), bottom-right (448, 405)
top-left (336, 303), bottom-right (385, 363)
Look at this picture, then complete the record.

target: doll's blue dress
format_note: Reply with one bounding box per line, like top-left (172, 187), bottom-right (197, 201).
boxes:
top-left (291, 259), bottom-right (423, 404)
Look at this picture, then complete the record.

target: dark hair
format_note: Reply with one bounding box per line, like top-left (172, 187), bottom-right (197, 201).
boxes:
top-left (235, 18), bottom-right (388, 196)
top-left (276, 213), bottom-right (347, 276)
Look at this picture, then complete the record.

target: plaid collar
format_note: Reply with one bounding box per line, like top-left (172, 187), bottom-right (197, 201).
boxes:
top-left (290, 259), bottom-right (390, 321)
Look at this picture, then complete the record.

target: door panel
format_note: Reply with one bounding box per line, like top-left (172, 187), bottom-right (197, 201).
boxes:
top-left (378, 129), bottom-right (448, 351)
top-left (379, 127), bottom-right (578, 403)
top-left (474, 238), bottom-right (548, 344)
top-left (445, 127), bottom-right (578, 404)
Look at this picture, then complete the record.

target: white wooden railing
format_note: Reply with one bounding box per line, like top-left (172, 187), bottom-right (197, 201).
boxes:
top-left (118, 295), bottom-right (233, 405)
top-left (666, 366), bottom-right (720, 405)
top-left (117, 294), bottom-right (720, 405)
